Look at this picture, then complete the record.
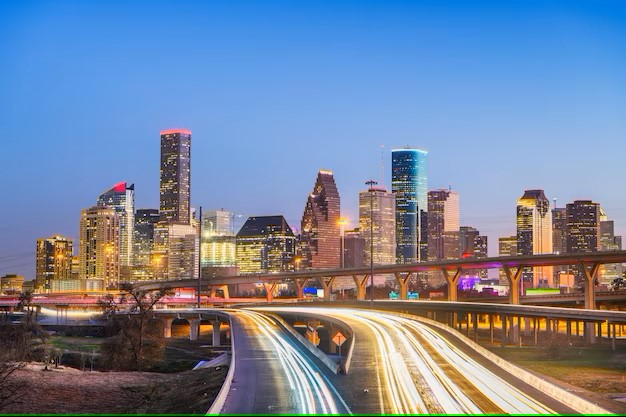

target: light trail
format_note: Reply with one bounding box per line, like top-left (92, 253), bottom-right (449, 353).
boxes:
top-left (255, 307), bottom-right (561, 414)
top-left (235, 310), bottom-right (343, 414)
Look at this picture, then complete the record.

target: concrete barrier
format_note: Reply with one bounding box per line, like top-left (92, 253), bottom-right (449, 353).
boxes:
top-left (206, 315), bottom-right (236, 415)
top-left (396, 311), bottom-right (613, 415)
top-left (268, 313), bottom-right (339, 374)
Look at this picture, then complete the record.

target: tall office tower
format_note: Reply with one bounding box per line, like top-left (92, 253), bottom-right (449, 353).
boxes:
top-left (132, 209), bottom-right (160, 282)
top-left (343, 229), bottom-right (366, 268)
top-left (79, 206), bottom-right (120, 290)
top-left (97, 181), bottom-right (135, 281)
top-left (599, 212), bottom-right (623, 285)
top-left (459, 226), bottom-right (488, 279)
top-left (35, 235), bottom-right (73, 291)
top-left (427, 189), bottom-right (460, 261)
top-left (160, 129), bottom-right (191, 224)
top-left (517, 190), bottom-right (553, 288)
top-left (392, 148), bottom-right (428, 263)
top-left (153, 222), bottom-right (199, 280)
top-left (359, 186), bottom-right (396, 265)
top-left (498, 236), bottom-right (518, 285)
top-left (202, 210), bottom-right (236, 268)
top-left (552, 206), bottom-right (568, 284)
top-left (566, 200), bottom-right (600, 284)
top-left (236, 216), bottom-right (296, 274)
top-left (300, 170), bottom-right (341, 269)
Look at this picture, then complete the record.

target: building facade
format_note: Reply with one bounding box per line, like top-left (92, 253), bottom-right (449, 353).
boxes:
top-left (343, 228), bottom-right (366, 268)
top-left (202, 210), bottom-right (237, 268)
top-left (600, 218), bottom-right (623, 285)
top-left (427, 189), bottom-right (460, 261)
top-left (236, 216), bottom-right (296, 274)
top-left (359, 186), bottom-right (396, 265)
top-left (517, 190), bottom-right (553, 287)
top-left (97, 181), bottom-right (135, 281)
top-left (160, 129), bottom-right (191, 224)
top-left (153, 222), bottom-right (199, 280)
top-left (459, 226), bottom-right (488, 279)
top-left (132, 209), bottom-right (160, 282)
top-left (498, 235), bottom-right (518, 285)
top-left (392, 148), bottom-right (428, 263)
top-left (79, 206), bottom-right (120, 290)
top-left (35, 235), bottom-right (73, 292)
top-left (300, 170), bottom-right (341, 269)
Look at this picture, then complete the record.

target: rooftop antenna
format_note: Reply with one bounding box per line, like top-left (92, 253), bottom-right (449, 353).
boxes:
top-left (380, 145), bottom-right (385, 188)
top-left (449, 184), bottom-right (452, 192)
top-left (553, 198), bottom-right (557, 209)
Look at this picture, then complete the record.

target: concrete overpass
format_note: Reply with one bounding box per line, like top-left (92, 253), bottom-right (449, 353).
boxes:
top-left (133, 250), bottom-right (626, 309)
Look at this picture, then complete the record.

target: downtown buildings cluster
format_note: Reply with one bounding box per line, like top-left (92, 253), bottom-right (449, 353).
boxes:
top-left (2, 131), bottom-right (623, 296)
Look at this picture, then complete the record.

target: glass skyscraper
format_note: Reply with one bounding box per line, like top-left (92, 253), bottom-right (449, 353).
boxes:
top-left (97, 181), bottom-right (135, 281)
top-left (160, 129), bottom-right (191, 224)
top-left (392, 148), bottom-right (428, 263)
top-left (132, 208), bottom-right (160, 282)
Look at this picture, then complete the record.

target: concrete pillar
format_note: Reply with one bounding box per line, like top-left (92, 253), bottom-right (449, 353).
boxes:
top-left (524, 317), bottom-right (532, 337)
top-left (510, 316), bottom-right (519, 344)
top-left (394, 272), bottom-right (411, 300)
top-left (503, 265), bottom-right (524, 305)
top-left (327, 324), bottom-right (337, 354)
top-left (533, 318), bottom-right (539, 345)
top-left (576, 321), bottom-right (580, 337)
top-left (472, 313), bottom-right (478, 342)
top-left (353, 275), bottom-right (369, 301)
top-left (466, 315), bottom-right (470, 337)
top-left (578, 262), bottom-right (600, 310)
top-left (566, 320), bottom-right (572, 339)
top-left (320, 277), bottom-right (336, 301)
top-left (220, 285), bottom-right (230, 299)
top-left (295, 278), bottom-right (309, 299)
top-left (162, 317), bottom-right (174, 338)
top-left (189, 318), bottom-right (201, 341)
top-left (489, 315), bottom-right (494, 343)
top-left (441, 268), bottom-right (462, 302)
top-left (501, 314), bottom-right (507, 346)
top-left (212, 320), bottom-right (221, 347)
top-left (612, 323), bottom-right (617, 351)
top-left (263, 282), bottom-right (278, 303)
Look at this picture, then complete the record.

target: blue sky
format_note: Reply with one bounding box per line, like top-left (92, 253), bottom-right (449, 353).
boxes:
top-left (1, 0), bottom-right (625, 278)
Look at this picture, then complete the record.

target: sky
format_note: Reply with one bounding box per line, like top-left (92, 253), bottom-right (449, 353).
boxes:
top-left (1, 0), bottom-right (625, 279)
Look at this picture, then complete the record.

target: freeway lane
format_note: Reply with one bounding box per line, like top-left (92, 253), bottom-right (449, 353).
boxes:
top-left (219, 309), bottom-right (350, 414)
top-left (255, 307), bottom-right (582, 414)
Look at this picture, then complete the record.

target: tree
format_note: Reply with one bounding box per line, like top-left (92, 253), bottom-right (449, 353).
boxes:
top-left (98, 284), bottom-right (174, 370)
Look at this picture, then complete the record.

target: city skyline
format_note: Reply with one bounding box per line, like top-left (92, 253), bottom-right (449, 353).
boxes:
top-left (2, 1), bottom-right (626, 279)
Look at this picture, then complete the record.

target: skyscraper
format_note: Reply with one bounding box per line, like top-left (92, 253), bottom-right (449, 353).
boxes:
top-left (35, 235), bottom-right (73, 291)
top-left (427, 189), bottom-right (460, 261)
top-left (343, 229), bottom-right (366, 268)
top-left (566, 200), bottom-right (601, 254)
top-left (202, 210), bottom-right (237, 268)
top-left (79, 206), bottom-right (120, 290)
top-left (552, 206), bottom-right (568, 284)
top-left (599, 212), bottom-right (623, 285)
top-left (97, 181), bottom-right (135, 281)
top-left (153, 222), bottom-right (199, 280)
top-left (160, 129), bottom-right (191, 224)
top-left (300, 170), bottom-right (341, 269)
top-left (392, 148), bottom-right (428, 263)
top-left (132, 209), bottom-right (160, 282)
top-left (517, 190), bottom-right (553, 287)
top-left (359, 186), bottom-right (396, 265)
top-left (459, 226), bottom-right (488, 279)
top-left (498, 235), bottom-right (518, 285)
top-left (236, 215), bottom-right (296, 274)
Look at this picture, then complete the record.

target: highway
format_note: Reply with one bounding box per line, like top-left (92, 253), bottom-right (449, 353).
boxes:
top-left (219, 309), bottom-right (351, 414)
top-left (255, 307), bottom-right (578, 414)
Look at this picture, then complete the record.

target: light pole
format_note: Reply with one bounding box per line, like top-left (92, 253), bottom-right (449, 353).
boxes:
top-left (366, 180), bottom-right (378, 303)
top-left (197, 206), bottom-right (203, 309)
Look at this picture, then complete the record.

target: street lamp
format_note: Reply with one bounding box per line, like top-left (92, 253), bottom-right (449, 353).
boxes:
top-left (365, 180), bottom-right (378, 303)
top-left (338, 218), bottom-right (348, 269)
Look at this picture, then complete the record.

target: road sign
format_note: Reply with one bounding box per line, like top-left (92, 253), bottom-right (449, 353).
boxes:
top-left (306, 329), bottom-right (320, 346)
top-left (332, 331), bottom-right (347, 347)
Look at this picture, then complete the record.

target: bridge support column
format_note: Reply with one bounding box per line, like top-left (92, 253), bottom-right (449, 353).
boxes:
top-left (353, 275), bottom-right (369, 301)
top-left (524, 317), bottom-right (532, 337)
top-left (327, 323), bottom-right (337, 354)
top-left (509, 316), bottom-right (519, 344)
top-left (576, 321), bottom-right (580, 337)
top-left (489, 315), bottom-right (494, 343)
top-left (441, 268), bottom-right (462, 302)
top-left (394, 272), bottom-right (412, 300)
top-left (566, 320), bottom-right (572, 340)
top-left (533, 318), bottom-right (539, 345)
top-left (220, 285), bottom-right (230, 299)
top-left (503, 265), bottom-right (524, 305)
top-left (212, 320), bottom-right (221, 346)
top-left (579, 261), bottom-right (600, 344)
top-left (295, 278), bottom-right (309, 299)
top-left (501, 314), bottom-right (507, 346)
top-left (161, 316), bottom-right (175, 338)
top-left (263, 282), bottom-right (279, 303)
top-left (320, 277), bottom-right (336, 301)
top-left (611, 323), bottom-right (616, 351)
top-left (189, 318), bottom-right (201, 341)
top-left (472, 313), bottom-right (478, 342)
